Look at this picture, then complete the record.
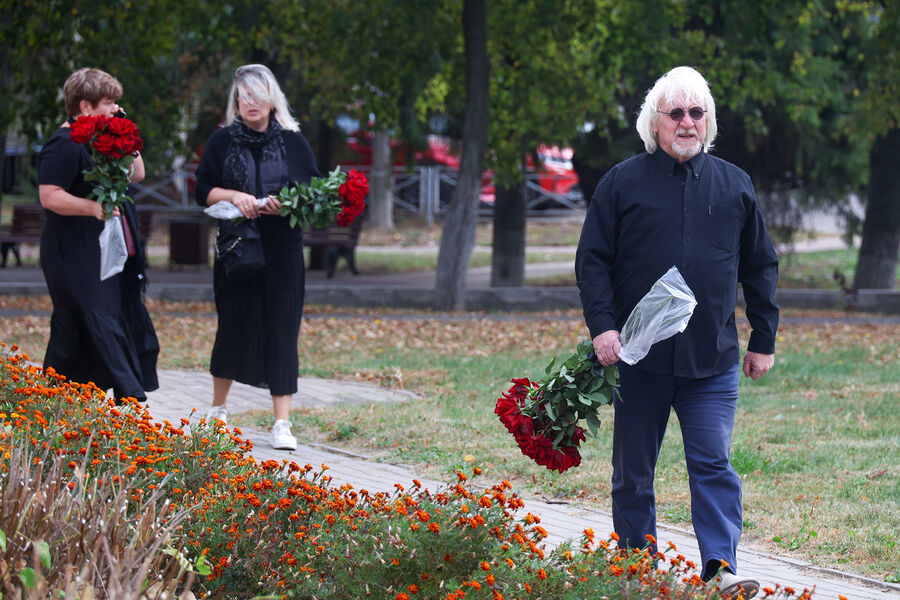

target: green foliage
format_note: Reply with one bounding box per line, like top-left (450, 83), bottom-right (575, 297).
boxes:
top-left (276, 166), bottom-right (347, 229)
top-left (487, 0), bottom-right (622, 186)
top-left (2, 0), bottom-right (186, 173)
top-left (524, 340), bottom-right (619, 446)
top-left (82, 151), bottom-right (136, 217)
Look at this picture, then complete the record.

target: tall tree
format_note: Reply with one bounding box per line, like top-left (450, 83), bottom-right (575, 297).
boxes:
top-left (285, 0), bottom-right (457, 230)
top-left (434, 0), bottom-right (489, 310)
top-left (852, 0), bottom-right (900, 289)
top-left (5, 0), bottom-right (188, 173)
top-left (486, 0), bottom-right (620, 287)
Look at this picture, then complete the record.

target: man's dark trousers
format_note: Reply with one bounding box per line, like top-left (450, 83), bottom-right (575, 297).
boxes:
top-left (611, 363), bottom-right (742, 577)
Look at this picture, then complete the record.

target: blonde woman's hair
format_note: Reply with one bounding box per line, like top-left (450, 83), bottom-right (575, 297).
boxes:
top-left (63, 68), bottom-right (123, 118)
top-left (225, 64), bottom-right (299, 131)
top-left (635, 66), bottom-right (718, 154)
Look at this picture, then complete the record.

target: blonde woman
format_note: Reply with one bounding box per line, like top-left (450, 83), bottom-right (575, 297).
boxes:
top-left (195, 64), bottom-right (320, 451)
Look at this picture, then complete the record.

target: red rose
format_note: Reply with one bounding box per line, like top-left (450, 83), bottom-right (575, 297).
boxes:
top-left (92, 133), bottom-right (119, 158)
top-left (106, 117), bottom-right (139, 138)
top-left (495, 377), bottom-right (585, 473)
top-left (339, 169), bottom-right (369, 207)
top-left (114, 134), bottom-right (142, 157)
top-left (69, 116), bottom-right (100, 144)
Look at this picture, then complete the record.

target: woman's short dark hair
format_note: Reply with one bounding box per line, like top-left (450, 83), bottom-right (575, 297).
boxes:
top-left (63, 68), bottom-right (123, 118)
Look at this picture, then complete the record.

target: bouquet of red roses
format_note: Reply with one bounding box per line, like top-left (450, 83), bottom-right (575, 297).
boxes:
top-left (69, 114), bottom-right (143, 280)
top-left (69, 114), bottom-right (143, 217)
top-left (495, 340), bottom-right (620, 473)
top-left (276, 167), bottom-right (368, 229)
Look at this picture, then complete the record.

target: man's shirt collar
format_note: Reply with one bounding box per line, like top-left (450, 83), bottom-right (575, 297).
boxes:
top-left (652, 149), bottom-right (707, 179)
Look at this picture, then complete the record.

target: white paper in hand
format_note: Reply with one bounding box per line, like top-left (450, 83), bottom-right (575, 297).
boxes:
top-left (618, 265), bottom-right (697, 365)
top-left (203, 198), bottom-right (268, 220)
top-left (99, 216), bottom-right (128, 281)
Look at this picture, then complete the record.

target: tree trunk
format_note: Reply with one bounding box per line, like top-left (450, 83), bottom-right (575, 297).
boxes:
top-left (433, 0), bottom-right (489, 310)
top-left (853, 128), bottom-right (900, 289)
top-left (316, 120), bottom-right (334, 172)
top-left (368, 128), bottom-right (394, 229)
top-left (490, 180), bottom-right (526, 286)
top-left (0, 130), bottom-right (6, 214)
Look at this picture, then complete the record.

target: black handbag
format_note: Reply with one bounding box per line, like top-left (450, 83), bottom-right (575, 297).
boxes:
top-left (215, 219), bottom-right (266, 281)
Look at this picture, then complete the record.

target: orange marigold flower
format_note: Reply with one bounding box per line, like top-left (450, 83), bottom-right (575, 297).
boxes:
top-left (428, 522), bottom-right (440, 533)
top-left (763, 587), bottom-right (776, 596)
top-left (537, 568), bottom-right (547, 580)
top-left (610, 531), bottom-right (620, 541)
top-left (480, 561), bottom-right (491, 571)
top-left (486, 573), bottom-right (495, 586)
top-left (645, 533), bottom-right (656, 545)
top-left (407, 584), bottom-right (419, 593)
top-left (395, 594), bottom-right (410, 600)
top-left (392, 558), bottom-right (401, 566)
top-left (456, 471), bottom-right (467, 481)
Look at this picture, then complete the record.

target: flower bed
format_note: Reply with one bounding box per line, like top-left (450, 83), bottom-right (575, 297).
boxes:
top-left (0, 346), bottom-right (811, 599)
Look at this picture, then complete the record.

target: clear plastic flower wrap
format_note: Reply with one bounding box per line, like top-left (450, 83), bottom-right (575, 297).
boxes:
top-left (618, 265), bottom-right (697, 365)
top-left (98, 216), bottom-right (128, 280)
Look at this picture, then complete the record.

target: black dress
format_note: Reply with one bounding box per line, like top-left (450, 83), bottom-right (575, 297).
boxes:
top-left (195, 121), bottom-right (319, 396)
top-left (38, 126), bottom-right (159, 399)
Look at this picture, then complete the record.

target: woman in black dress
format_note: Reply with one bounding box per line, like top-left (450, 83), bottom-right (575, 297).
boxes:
top-left (195, 64), bottom-right (319, 451)
top-left (38, 67), bottom-right (158, 401)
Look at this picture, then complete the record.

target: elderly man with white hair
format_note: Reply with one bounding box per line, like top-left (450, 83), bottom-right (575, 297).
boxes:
top-left (575, 66), bottom-right (779, 598)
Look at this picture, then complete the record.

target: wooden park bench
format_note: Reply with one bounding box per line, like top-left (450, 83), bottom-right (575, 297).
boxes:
top-left (0, 204), bottom-right (44, 267)
top-left (303, 217), bottom-right (363, 278)
top-left (0, 203), bottom-right (154, 267)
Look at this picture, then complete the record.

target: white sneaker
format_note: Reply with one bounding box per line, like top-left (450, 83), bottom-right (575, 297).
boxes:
top-left (205, 405), bottom-right (228, 425)
top-left (716, 571), bottom-right (760, 599)
top-left (271, 419), bottom-right (297, 451)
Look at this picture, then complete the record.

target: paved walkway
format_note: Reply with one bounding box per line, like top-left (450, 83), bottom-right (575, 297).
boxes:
top-left (145, 369), bottom-right (900, 600)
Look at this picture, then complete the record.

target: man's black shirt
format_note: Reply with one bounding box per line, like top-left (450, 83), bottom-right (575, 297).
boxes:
top-left (575, 149), bottom-right (779, 378)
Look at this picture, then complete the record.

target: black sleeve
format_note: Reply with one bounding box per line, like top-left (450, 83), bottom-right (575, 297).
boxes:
top-left (575, 170), bottom-right (619, 339)
top-left (738, 182), bottom-right (780, 354)
top-left (194, 129), bottom-right (229, 207)
top-left (38, 133), bottom-right (81, 190)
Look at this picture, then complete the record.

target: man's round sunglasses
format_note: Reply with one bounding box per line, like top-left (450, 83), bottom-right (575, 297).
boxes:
top-left (657, 107), bottom-right (706, 122)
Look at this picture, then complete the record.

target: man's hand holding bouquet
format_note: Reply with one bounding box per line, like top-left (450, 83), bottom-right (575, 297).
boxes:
top-left (495, 266), bottom-right (698, 473)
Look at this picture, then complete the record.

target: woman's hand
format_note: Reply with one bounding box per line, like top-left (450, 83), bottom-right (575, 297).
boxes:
top-left (259, 194), bottom-right (282, 216)
top-left (92, 204), bottom-right (120, 221)
top-left (231, 191), bottom-right (261, 218)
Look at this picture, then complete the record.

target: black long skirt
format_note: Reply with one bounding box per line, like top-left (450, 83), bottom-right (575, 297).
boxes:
top-left (40, 212), bottom-right (159, 398)
top-left (210, 215), bottom-right (304, 396)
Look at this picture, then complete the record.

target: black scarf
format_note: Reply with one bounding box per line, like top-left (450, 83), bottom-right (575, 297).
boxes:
top-left (223, 118), bottom-right (288, 197)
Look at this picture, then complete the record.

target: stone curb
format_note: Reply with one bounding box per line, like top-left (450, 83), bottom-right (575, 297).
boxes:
top-left (4, 280), bottom-right (900, 314)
